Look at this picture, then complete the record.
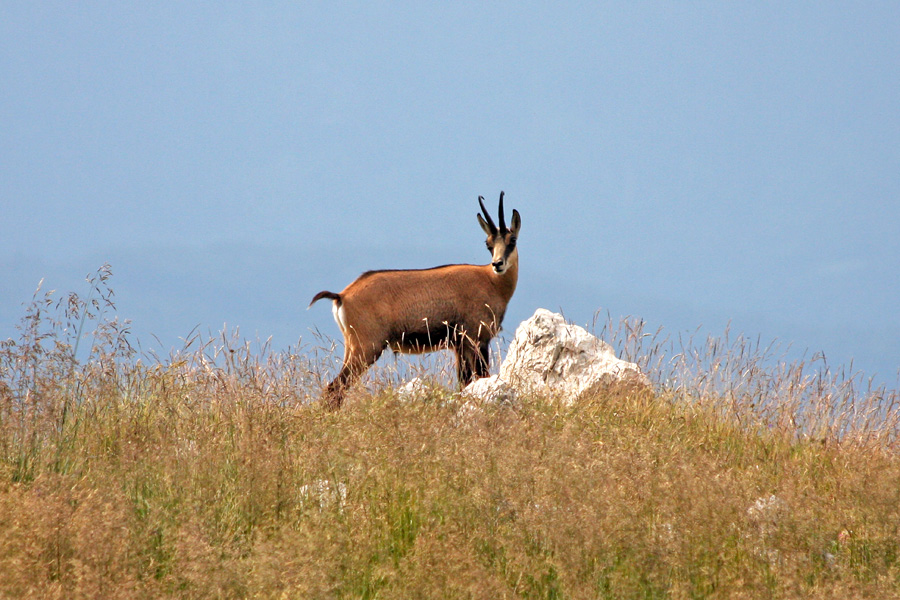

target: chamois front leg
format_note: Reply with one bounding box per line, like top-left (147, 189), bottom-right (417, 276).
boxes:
top-left (453, 345), bottom-right (474, 387)
top-left (454, 340), bottom-right (489, 387)
top-left (476, 342), bottom-right (491, 379)
top-left (323, 341), bottom-right (383, 409)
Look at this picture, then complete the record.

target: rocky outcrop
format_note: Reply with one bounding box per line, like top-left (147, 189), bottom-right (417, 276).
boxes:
top-left (462, 373), bottom-right (518, 405)
top-left (464, 308), bottom-right (649, 404)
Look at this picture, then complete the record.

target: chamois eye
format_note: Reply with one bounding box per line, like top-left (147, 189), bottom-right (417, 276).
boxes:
top-left (485, 241), bottom-right (492, 249)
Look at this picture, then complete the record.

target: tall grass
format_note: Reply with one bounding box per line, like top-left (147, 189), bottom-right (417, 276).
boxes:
top-left (1, 267), bottom-right (899, 599)
top-left (597, 313), bottom-right (900, 447)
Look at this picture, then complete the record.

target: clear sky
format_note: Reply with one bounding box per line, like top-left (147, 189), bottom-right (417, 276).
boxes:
top-left (2, 3), bottom-right (898, 386)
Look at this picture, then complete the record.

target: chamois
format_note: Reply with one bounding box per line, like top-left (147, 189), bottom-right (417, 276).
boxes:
top-left (309, 192), bottom-right (521, 409)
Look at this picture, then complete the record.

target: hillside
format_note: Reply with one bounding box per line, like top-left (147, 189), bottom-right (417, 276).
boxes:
top-left (2, 277), bottom-right (899, 599)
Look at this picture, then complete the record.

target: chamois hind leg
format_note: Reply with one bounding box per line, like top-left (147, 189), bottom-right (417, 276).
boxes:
top-left (323, 340), bottom-right (383, 409)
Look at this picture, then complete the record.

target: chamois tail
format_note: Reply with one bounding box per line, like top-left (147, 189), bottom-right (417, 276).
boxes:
top-left (308, 290), bottom-right (341, 309)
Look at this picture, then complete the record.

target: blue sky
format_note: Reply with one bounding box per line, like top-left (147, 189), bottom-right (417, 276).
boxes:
top-left (2, 3), bottom-right (898, 385)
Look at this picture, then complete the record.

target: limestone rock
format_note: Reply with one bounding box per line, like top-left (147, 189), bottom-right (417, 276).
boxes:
top-left (396, 377), bottom-right (429, 398)
top-left (462, 374), bottom-right (517, 404)
top-left (298, 479), bottom-right (348, 511)
top-left (499, 308), bottom-right (649, 403)
top-left (399, 308), bottom-right (649, 407)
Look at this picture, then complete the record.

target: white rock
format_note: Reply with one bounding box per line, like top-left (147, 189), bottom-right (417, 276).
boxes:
top-left (396, 377), bottom-right (429, 398)
top-left (747, 494), bottom-right (788, 527)
top-left (462, 374), bottom-right (517, 404)
top-left (745, 494), bottom-right (788, 566)
top-left (298, 479), bottom-right (348, 510)
top-left (499, 308), bottom-right (649, 403)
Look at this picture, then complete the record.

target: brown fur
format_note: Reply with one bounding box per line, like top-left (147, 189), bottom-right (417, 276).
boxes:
top-left (309, 193), bottom-right (521, 409)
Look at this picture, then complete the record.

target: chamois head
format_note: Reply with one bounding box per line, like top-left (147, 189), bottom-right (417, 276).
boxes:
top-left (477, 191), bottom-right (522, 275)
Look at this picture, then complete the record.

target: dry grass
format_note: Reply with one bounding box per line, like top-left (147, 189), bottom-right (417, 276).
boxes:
top-left (2, 267), bottom-right (900, 599)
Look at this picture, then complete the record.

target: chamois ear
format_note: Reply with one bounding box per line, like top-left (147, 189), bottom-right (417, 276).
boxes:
top-left (477, 213), bottom-right (493, 236)
top-left (509, 209), bottom-right (521, 236)
top-left (477, 195), bottom-right (497, 236)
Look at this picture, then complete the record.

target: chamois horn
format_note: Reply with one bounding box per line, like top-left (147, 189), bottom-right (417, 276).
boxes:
top-left (478, 195), bottom-right (497, 234)
top-left (498, 191), bottom-right (506, 233)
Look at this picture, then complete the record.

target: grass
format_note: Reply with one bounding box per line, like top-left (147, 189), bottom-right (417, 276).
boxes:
top-left (2, 267), bottom-right (900, 599)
